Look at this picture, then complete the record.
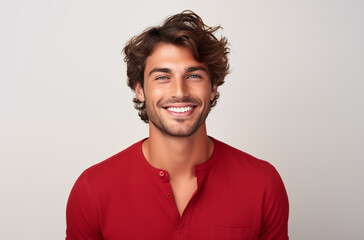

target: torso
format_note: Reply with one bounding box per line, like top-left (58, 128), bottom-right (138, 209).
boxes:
top-left (66, 138), bottom-right (289, 240)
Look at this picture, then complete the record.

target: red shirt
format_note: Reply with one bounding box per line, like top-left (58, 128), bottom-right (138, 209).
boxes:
top-left (66, 138), bottom-right (289, 240)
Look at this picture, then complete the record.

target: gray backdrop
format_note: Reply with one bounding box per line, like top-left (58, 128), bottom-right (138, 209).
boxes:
top-left (1, 0), bottom-right (363, 239)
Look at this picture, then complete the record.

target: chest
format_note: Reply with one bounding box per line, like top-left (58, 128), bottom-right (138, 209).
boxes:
top-left (97, 173), bottom-right (262, 240)
top-left (170, 176), bottom-right (198, 216)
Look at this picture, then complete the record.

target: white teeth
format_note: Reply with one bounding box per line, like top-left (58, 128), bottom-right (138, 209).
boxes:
top-left (167, 106), bottom-right (193, 113)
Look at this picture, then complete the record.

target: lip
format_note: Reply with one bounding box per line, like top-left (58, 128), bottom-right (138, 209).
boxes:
top-left (163, 104), bottom-right (196, 118)
top-left (163, 103), bottom-right (197, 108)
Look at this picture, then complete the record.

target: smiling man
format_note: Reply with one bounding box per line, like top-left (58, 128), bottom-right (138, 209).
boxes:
top-left (66, 11), bottom-right (289, 240)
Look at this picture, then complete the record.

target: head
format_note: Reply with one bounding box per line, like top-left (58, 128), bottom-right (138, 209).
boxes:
top-left (123, 10), bottom-right (230, 123)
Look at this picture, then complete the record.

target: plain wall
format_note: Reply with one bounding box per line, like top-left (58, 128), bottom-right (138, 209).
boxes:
top-left (1, 0), bottom-right (363, 239)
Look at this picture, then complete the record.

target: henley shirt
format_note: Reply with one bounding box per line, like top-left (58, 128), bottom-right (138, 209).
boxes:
top-left (66, 138), bottom-right (289, 240)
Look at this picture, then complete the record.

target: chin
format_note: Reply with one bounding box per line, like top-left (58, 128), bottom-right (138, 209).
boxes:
top-left (151, 119), bottom-right (201, 138)
top-left (162, 126), bottom-right (198, 138)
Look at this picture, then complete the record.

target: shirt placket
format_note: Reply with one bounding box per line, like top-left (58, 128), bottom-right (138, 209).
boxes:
top-left (156, 169), bottom-right (198, 240)
top-left (177, 168), bottom-right (208, 240)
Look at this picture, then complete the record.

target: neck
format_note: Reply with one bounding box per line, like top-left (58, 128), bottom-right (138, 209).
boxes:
top-left (142, 122), bottom-right (213, 178)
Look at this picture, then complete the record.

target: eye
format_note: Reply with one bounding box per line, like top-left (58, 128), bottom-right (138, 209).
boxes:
top-left (187, 74), bottom-right (202, 79)
top-left (155, 76), bottom-right (169, 80)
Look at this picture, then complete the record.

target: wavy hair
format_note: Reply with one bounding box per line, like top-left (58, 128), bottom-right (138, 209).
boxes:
top-left (123, 10), bottom-right (230, 123)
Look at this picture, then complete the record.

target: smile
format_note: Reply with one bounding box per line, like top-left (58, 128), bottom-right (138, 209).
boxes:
top-left (166, 106), bottom-right (193, 113)
top-left (163, 104), bottom-right (197, 117)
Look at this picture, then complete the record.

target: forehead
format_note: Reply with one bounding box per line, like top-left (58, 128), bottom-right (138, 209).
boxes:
top-left (145, 42), bottom-right (207, 72)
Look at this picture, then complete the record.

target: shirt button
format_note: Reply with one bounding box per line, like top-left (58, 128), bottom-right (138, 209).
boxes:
top-left (167, 193), bottom-right (173, 199)
top-left (159, 171), bottom-right (165, 177)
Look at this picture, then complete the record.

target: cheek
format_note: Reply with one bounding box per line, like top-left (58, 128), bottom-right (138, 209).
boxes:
top-left (198, 85), bottom-right (214, 101)
top-left (144, 85), bottom-right (166, 102)
top-left (153, 88), bottom-right (166, 97)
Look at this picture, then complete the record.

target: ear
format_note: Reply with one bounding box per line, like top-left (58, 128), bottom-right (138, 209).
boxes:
top-left (210, 83), bottom-right (218, 101)
top-left (135, 82), bottom-right (145, 102)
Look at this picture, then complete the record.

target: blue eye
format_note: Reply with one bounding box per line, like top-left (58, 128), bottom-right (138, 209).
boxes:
top-left (188, 75), bottom-right (201, 79)
top-left (156, 76), bottom-right (169, 80)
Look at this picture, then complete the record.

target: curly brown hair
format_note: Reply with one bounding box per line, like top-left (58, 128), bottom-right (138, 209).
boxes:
top-left (123, 10), bottom-right (230, 123)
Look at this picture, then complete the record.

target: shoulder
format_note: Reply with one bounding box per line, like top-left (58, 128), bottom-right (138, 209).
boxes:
top-left (66, 141), bottom-right (144, 239)
top-left (212, 138), bottom-right (276, 175)
top-left (77, 139), bottom-right (144, 186)
top-left (211, 137), bottom-right (289, 209)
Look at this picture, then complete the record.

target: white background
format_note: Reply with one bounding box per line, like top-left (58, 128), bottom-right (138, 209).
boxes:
top-left (1, 0), bottom-right (363, 239)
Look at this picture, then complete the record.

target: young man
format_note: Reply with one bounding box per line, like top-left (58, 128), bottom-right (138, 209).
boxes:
top-left (66, 11), bottom-right (289, 240)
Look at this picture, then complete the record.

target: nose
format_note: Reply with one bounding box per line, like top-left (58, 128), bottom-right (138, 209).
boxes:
top-left (171, 77), bottom-right (189, 99)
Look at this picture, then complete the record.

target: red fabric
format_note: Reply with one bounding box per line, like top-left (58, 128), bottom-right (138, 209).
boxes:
top-left (66, 138), bottom-right (289, 240)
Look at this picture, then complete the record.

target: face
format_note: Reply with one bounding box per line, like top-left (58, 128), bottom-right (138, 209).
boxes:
top-left (135, 42), bottom-right (217, 137)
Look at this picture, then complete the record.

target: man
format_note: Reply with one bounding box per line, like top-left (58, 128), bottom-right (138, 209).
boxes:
top-left (66, 10), bottom-right (289, 240)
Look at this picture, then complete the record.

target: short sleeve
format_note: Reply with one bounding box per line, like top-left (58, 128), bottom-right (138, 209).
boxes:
top-left (259, 165), bottom-right (289, 240)
top-left (66, 172), bottom-right (103, 240)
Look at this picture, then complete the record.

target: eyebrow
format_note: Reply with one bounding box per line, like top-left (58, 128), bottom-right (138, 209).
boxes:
top-left (148, 68), bottom-right (171, 76)
top-left (148, 66), bottom-right (208, 76)
top-left (186, 66), bottom-right (208, 73)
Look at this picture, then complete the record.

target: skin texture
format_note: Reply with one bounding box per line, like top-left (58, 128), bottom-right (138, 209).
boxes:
top-left (135, 42), bottom-right (217, 215)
